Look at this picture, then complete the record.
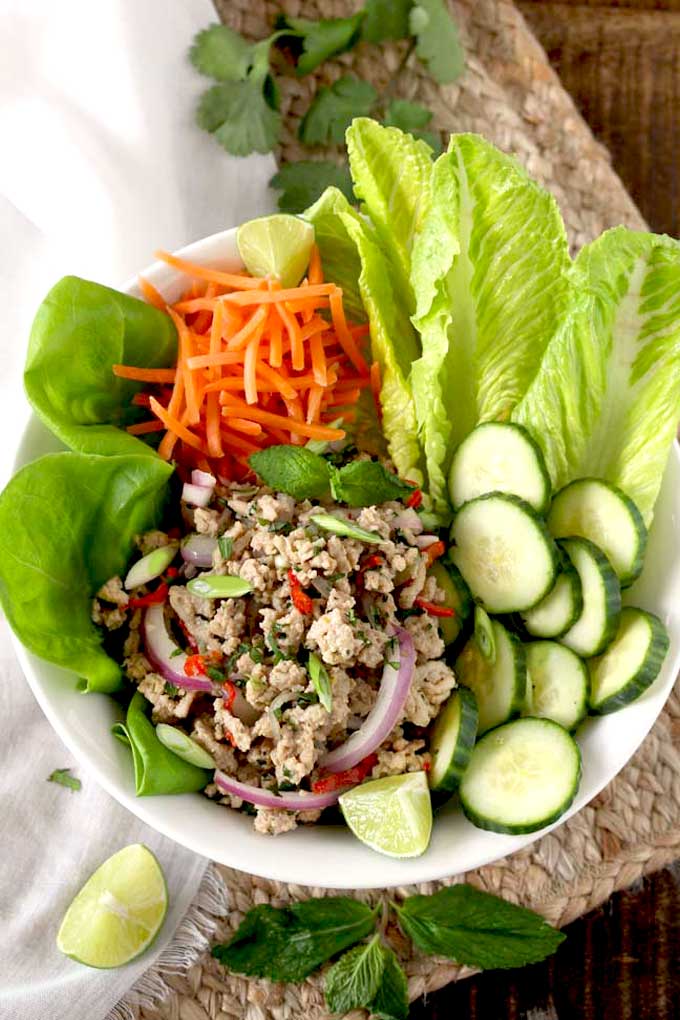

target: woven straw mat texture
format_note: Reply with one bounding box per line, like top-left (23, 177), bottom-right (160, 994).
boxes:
top-left (143, 2), bottom-right (680, 1018)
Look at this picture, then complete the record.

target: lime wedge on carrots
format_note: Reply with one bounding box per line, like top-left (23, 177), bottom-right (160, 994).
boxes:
top-left (56, 844), bottom-right (167, 968)
top-left (236, 214), bottom-right (314, 288)
top-left (339, 772), bottom-right (433, 858)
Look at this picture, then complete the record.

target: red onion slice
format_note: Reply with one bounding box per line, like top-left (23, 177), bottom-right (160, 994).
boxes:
top-left (214, 770), bottom-right (341, 810)
top-left (182, 482), bottom-right (213, 507)
top-left (192, 469), bottom-right (216, 487)
top-left (181, 533), bottom-right (218, 568)
top-left (320, 628), bottom-right (415, 774)
top-left (142, 602), bottom-right (213, 693)
top-left (392, 508), bottom-right (423, 535)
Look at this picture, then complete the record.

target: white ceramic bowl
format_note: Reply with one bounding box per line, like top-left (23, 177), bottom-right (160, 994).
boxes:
top-left (13, 228), bottom-right (680, 889)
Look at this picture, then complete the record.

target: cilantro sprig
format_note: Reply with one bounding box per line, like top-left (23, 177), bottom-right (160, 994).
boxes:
top-left (212, 886), bottom-right (564, 1016)
top-left (47, 767), bottom-right (81, 792)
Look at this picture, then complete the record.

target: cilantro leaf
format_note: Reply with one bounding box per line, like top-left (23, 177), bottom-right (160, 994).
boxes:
top-left (277, 14), bottom-right (365, 76)
top-left (270, 161), bottom-right (354, 214)
top-left (396, 886), bottom-right (565, 970)
top-left (47, 768), bottom-right (81, 792)
top-left (324, 935), bottom-right (384, 1014)
top-left (248, 445), bottom-right (331, 500)
top-left (361, 0), bottom-right (413, 43)
top-left (409, 0), bottom-right (465, 84)
top-left (196, 79), bottom-right (280, 156)
top-left (384, 98), bottom-right (442, 154)
top-left (372, 944), bottom-right (409, 1020)
top-left (212, 898), bottom-right (376, 982)
top-left (189, 24), bottom-right (253, 81)
top-left (299, 77), bottom-right (378, 146)
top-left (330, 459), bottom-right (415, 506)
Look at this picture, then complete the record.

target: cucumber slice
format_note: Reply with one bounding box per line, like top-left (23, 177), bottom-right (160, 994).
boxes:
top-left (558, 538), bottom-right (621, 657)
top-left (522, 552), bottom-right (583, 639)
top-left (454, 620), bottom-right (526, 735)
top-left (448, 422), bottom-right (550, 513)
top-left (474, 606), bottom-right (496, 662)
top-left (450, 494), bottom-right (558, 613)
top-left (588, 606), bottom-right (670, 714)
top-left (548, 478), bottom-right (647, 588)
top-left (460, 717), bottom-right (582, 834)
top-left (429, 561), bottom-right (472, 646)
top-left (524, 641), bottom-right (589, 731)
top-left (429, 687), bottom-right (479, 792)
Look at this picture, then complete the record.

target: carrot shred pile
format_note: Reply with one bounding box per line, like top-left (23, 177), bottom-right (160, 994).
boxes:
top-left (114, 246), bottom-right (378, 481)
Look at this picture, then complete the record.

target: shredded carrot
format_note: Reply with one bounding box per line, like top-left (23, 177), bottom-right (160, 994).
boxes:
top-left (306, 385), bottom-right (324, 424)
top-left (112, 365), bottom-right (176, 383)
top-left (226, 305), bottom-right (269, 352)
top-left (149, 397), bottom-right (207, 454)
top-left (126, 419), bottom-right (165, 435)
top-left (222, 283), bottom-right (336, 307)
top-left (206, 391), bottom-right (224, 458)
top-left (255, 361), bottom-right (298, 401)
top-left (370, 360), bottom-right (382, 409)
top-left (308, 244), bottom-right (323, 285)
top-left (276, 302), bottom-right (304, 372)
top-left (309, 331), bottom-right (328, 387)
top-left (155, 250), bottom-right (264, 289)
top-left (138, 276), bottom-right (166, 310)
top-left (244, 328), bottom-right (262, 405)
top-left (220, 396), bottom-right (344, 440)
top-left (226, 417), bottom-right (264, 437)
top-left (329, 290), bottom-right (369, 375)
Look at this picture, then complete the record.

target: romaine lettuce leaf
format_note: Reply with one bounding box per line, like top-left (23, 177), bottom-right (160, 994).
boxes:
top-left (0, 451), bottom-right (173, 692)
top-left (303, 187), bottom-right (366, 324)
top-left (25, 276), bottom-right (177, 457)
top-left (514, 227), bottom-right (680, 523)
top-left (409, 134), bottom-right (571, 518)
top-left (346, 117), bottom-right (434, 310)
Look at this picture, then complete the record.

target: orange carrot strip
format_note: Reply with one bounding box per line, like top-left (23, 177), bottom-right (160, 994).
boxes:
top-left (222, 283), bottom-right (336, 306)
top-left (351, 324), bottom-right (370, 339)
top-left (276, 302), bottom-right (304, 371)
top-left (203, 376), bottom-right (246, 397)
top-left (168, 308), bottom-right (201, 426)
top-left (226, 305), bottom-right (269, 352)
top-left (126, 419), bottom-right (165, 435)
top-left (327, 388), bottom-right (362, 407)
top-left (187, 349), bottom-right (246, 371)
top-left (370, 360), bottom-right (381, 408)
top-left (329, 290), bottom-right (369, 375)
top-left (158, 430), bottom-right (178, 460)
top-left (308, 244), bottom-right (323, 285)
top-left (309, 331), bottom-right (328, 387)
top-left (112, 365), bottom-right (176, 383)
top-left (227, 417), bottom-right (264, 437)
top-left (220, 428), bottom-right (263, 456)
top-left (306, 385), bottom-right (324, 424)
top-left (155, 250), bottom-right (263, 289)
top-left (220, 396), bottom-right (345, 440)
top-left (206, 391), bottom-right (224, 458)
top-left (138, 276), bottom-right (166, 309)
top-left (269, 309), bottom-right (283, 367)
top-left (299, 317), bottom-right (329, 342)
top-left (149, 397), bottom-right (208, 454)
top-left (255, 361), bottom-right (298, 401)
top-left (244, 328), bottom-right (262, 405)
top-left (193, 282), bottom-right (217, 334)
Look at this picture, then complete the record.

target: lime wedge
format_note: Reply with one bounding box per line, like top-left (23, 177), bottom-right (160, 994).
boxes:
top-left (236, 214), bottom-right (314, 288)
top-left (339, 772), bottom-right (433, 858)
top-left (56, 844), bottom-right (167, 968)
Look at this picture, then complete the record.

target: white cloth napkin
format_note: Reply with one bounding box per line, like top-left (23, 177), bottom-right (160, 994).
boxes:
top-left (0, 2), bottom-right (276, 1017)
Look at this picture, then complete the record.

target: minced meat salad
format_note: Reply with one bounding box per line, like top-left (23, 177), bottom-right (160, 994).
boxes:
top-left (93, 468), bottom-right (457, 836)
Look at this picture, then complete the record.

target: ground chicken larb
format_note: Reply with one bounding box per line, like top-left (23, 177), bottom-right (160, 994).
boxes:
top-left (94, 480), bottom-right (457, 836)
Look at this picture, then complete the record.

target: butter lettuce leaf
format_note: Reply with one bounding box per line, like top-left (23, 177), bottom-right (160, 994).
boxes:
top-left (346, 118), bottom-right (434, 311)
top-left (0, 451), bottom-right (172, 693)
top-left (25, 276), bottom-right (177, 457)
top-left (514, 228), bottom-right (680, 523)
top-left (409, 134), bottom-right (570, 518)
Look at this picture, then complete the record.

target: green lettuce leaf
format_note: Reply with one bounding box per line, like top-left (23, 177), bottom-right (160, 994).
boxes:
top-left (0, 451), bottom-right (172, 692)
top-left (25, 276), bottom-right (177, 457)
top-left (409, 134), bottom-right (570, 518)
top-left (346, 118), bottom-right (434, 310)
top-left (514, 227), bottom-right (680, 523)
top-left (113, 693), bottom-right (210, 796)
top-left (303, 186), bottom-right (366, 323)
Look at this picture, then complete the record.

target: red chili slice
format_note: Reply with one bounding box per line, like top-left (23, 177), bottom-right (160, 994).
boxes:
top-left (414, 597), bottom-right (455, 618)
top-left (423, 540), bottom-right (446, 567)
top-left (287, 569), bottom-right (313, 614)
top-left (184, 653), bottom-right (207, 677)
top-left (222, 679), bottom-right (237, 711)
top-left (311, 753), bottom-right (378, 794)
top-left (128, 582), bottom-right (169, 609)
top-left (406, 488), bottom-right (423, 509)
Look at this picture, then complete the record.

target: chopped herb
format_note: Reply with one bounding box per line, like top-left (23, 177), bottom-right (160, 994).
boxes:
top-left (278, 781), bottom-right (298, 792)
top-left (164, 682), bottom-right (180, 695)
top-left (269, 519), bottom-right (293, 534)
top-left (347, 608), bottom-right (357, 624)
top-left (47, 768), bottom-right (81, 792)
top-left (205, 665), bottom-right (227, 683)
top-left (240, 802), bottom-right (257, 816)
top-left (169, 648), bottom-right (184, 659)
top-left (297, 691), bottom-right (320, 707)
top-left (307, 652), bottom-right (332, 712)
top-left (327, 572), bottom-right (346, 582)
top-left (387, 660), bottom-right (400, 670)
top-left (218, 535), bottom-right (233, 559)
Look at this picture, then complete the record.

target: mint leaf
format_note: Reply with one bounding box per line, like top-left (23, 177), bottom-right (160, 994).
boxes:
top-left (325, 935), bottom-right (384, 1014)
top-left (249, 445), bottom-right (331, 500)
top-left (372, 944), bottom-right (409, 1019)
top-left (361, 0), bottom-right (413, 43)
top-left (277, 14), bottom-right (365, 76)
top-left (396, 886), bottom-right (565, 969)
top-left (196, 79), bottom-right (280, 156)
top-left (213, 898), bottom-right (376, 982)
top-left (331, 459), bottom-right (415, 506)
top-left (189, 24), bottom-right (252, 81)
top-left (300, 77), bottom-right (378, 146)
top-left (271, 161), bottom-right (354, 214)
top-left (409, 0), bottom-right (465, 84)
top-left (47, 768), bottom-right (81, 792)
top-left (308, 652), bottom-right (332, 712)
top-left (384, 99), bottom-right (442, 154)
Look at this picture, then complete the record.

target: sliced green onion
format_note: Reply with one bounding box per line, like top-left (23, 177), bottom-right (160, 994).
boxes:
top-left (309, 512), bottom-right (382, 544)
top-left (155, 724), bottom-right (215, 768)
top-left (186, 574), bottom-right (253, 598)
top-left (474, 605), bottom-right (496, 663)
top-left (124, 542), bottom-right (178, 590)
top-left (218, 535), bottom-right (234, 559)
top-left (305, 418), bottom-right (344, 455)
top-left (308, 652), bottom-right (332, 713)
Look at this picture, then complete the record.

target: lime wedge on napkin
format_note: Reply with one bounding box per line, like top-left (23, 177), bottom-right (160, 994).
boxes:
top-left (339, 771), bottom-right (433, 858)
top-left (236, 214), bottom-right (314, 288)
top-left (56, 843), bottom-right (167, 968)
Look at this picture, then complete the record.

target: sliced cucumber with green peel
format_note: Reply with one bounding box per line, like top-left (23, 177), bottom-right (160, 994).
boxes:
top-left (558, 538), bottom-right (621, 657)
top-left (548, 478), bottom-right (647, 588)
top-left (428, 687), bottom-right (479, 792)
top-left (448, 422), bottom-right (551, 513)
top-left (429, 561), bottom-right (472, 646)
top-left (450, 494), bottom-right (558, 613)
top-left (522, 552), bottom-right (583, 639)
top-left (454, 620), bottom-right (526, 735)
top-left (460, 717), bottom-right (582, 834)
top-left (588, 606), bottom-right (670, 714)
top-left (474, 605), bottom-right (496, 662)
top-left (524, 641), bottom-right (589, 731)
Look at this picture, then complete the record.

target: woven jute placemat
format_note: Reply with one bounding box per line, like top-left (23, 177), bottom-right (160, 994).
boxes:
top-left (142, 3), bottom-right (680, 1018)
